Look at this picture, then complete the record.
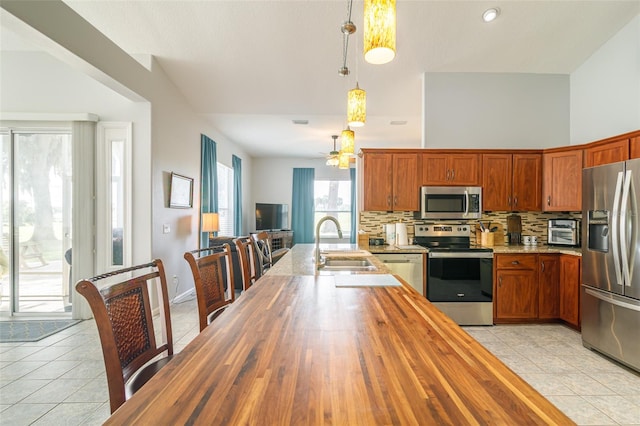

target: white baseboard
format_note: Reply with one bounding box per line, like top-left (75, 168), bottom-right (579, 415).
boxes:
top-left (172, 288), bottom-right (195, 304)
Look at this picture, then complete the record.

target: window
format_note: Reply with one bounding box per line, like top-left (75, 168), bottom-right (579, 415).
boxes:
top-left (314, 180), bottom-right (351, 239)
top-left (217, 163), bottom-right (234, 236)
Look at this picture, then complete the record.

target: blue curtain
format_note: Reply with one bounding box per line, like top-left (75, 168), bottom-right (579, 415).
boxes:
top-left (201, 134), bottom-right (218, 248)
top-left (291, 168), bottom-right (315, 244)
top-left (350, 167), bottom-right (357, 243)
top-left (232, 155), bottom-right (242, 236)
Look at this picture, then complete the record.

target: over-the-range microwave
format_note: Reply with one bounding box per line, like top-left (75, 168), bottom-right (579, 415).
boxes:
top-left (419, 186), bottom-right (482, 220)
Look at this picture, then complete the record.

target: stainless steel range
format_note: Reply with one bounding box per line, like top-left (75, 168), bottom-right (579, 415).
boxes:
top-left (414, 223), bottom-right (494, 325)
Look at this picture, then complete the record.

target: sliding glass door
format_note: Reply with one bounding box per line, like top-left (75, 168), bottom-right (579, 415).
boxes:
top-left (1, 129), bottom-right (72, 315)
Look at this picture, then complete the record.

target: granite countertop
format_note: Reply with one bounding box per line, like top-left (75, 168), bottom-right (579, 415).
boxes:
top-left (485, 244), bottom-right (582, 256)
top-left (365, 244), bottom-right (428, 254)
top-left (266, 243), bottom-right (391, 276)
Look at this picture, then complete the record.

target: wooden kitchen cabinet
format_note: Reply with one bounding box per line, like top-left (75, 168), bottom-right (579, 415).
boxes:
top-left (495, 254), bottom-right (539, 321)
top-left (542, 149), bottom-right (583, 211)
top-left (538, 255), bottom-right (560, 319)
top-left (422, 153), bottom-right (480, 186)
top-left (630, 136), bottom-right (640, 159)
top-left (560, 255), bottom-right (581, 328)
top-left (584, 139), bottom-right (629, 167)
top-left (362, 151), bottom-right (419, 211)
top-left (483, 153), bottom-right (541, 211)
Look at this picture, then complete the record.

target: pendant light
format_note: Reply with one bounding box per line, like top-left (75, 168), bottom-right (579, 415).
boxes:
top-left (347, 83), bottom-right (366, 127)
top-left (364, 0), bottom-right (396, 65)
top-left (326, 135), bottom-right (340, 167)
top-left (340, 127), bottom-right (355, 155)
top-left (338, 151), bottom-right (350, 169)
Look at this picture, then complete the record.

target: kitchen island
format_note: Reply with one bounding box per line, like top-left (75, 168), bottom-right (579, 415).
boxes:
top-left (105, 245), bottom-right (573, 425)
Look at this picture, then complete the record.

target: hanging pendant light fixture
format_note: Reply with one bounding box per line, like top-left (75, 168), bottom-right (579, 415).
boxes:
top-left (340, 127), bottom-right (355, 155)
top-left (326, 135), bottom-right (340, 167)
top-left (364, 0), bottom-right (396, 65)
top-left (338, 151), bottom-right (350, 169)
top-left (347, 83), bottom-right (366, 127)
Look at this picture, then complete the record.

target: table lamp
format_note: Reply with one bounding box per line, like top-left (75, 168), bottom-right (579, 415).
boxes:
top-left (202, 212), bottom-right (219, 241)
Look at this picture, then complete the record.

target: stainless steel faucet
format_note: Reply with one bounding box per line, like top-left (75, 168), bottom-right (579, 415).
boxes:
top-left (315, 215), bottom-right (343, 269)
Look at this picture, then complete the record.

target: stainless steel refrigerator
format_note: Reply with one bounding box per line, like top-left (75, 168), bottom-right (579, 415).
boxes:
top-left (582, 158), bottom-right (640, 373)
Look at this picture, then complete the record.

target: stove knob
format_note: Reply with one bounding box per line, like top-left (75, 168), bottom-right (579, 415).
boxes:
top-left (462, 226), bottom-right (468, 232)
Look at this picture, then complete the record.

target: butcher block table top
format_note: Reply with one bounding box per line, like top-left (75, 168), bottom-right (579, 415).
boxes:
top-left (106, 272), bottom-right (573, 425)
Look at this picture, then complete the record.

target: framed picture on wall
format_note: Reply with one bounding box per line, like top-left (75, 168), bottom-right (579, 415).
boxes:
top-left (169, 172), bottom-right (193, 208)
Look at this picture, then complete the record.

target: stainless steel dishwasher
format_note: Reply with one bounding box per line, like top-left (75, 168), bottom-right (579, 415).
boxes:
top-left (375, 253), bottom-right (425, 296)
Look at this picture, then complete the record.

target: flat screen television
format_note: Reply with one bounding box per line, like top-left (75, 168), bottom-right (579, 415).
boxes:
top-left (255, 203), bottom-right (289, 231)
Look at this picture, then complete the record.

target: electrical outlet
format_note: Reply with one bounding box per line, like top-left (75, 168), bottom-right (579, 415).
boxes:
top-left (163, 224), bottom-right (171, 234)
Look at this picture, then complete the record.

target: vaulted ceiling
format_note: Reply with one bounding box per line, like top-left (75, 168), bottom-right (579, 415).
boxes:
top-left (3, 1), bottom-right (639, 158)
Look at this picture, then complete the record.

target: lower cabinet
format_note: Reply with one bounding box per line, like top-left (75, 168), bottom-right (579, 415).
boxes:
top-left (560, 255), bottom-right (581, 328)
top-left (494, 253), bottom-right (575, 324)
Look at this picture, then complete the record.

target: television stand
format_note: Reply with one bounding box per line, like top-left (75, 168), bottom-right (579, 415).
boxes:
top-left (265, 230), bottom-right (293, 251)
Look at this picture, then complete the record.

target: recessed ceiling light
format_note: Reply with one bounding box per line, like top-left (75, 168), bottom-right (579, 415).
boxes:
top-left (390, 120), bottom-right (407, 125)
top-left (292, 119), bottom-right (309, 125)
top-left (482, 8), bottom-right (500, 23)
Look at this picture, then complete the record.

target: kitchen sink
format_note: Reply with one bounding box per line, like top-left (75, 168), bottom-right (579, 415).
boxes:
top-left (319, 258), bottom-right (377, 271)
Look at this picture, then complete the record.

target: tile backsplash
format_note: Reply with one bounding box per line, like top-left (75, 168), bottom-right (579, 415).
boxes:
top-left (358, 211), bottom-right (582, 245)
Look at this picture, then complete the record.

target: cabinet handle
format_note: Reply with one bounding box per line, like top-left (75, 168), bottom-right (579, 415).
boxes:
top-left (541, 261), bottom-right (545, 272)
top-left (514, 196), bottom-right (518, 206)
top-left (547, 196), bottom-right (551, 206)
top-left (508, 196), bottom-right (511, 207)
top-left (446, 170), bottom-right (450, 181)
top-left (387, 195), bottom-right (392, 207)
top-left (511, 260), bottom-right (519, 265)
top-left (499, 277), bottom-right (502, 287)
top-left (394, 196), bottom-right (398, 205)
top-left (451, 169), bottom-right (455, 180)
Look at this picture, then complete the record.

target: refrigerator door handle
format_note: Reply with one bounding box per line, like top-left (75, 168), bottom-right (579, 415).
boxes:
top-left (620, 170), bottom-right (633, 287)
top-left (585, 287), bottom-right (640, 312)
top-left (611, 171), bottom-right (624, 286)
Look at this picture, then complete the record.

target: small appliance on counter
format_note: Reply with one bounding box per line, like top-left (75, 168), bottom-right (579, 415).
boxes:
top-left (369, 237), bottom-right (385, 246)
top-left (547, 218), bottom-right (580, 247)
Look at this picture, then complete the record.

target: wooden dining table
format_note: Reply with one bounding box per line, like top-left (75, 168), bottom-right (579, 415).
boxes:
top-left (105, 271), bottom-right (574, 425)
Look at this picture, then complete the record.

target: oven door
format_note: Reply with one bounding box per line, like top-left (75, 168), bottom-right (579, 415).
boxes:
top-left (548, 228), bottom-right (579, 246)
top-left (427, 251), bottom-right (493, 325)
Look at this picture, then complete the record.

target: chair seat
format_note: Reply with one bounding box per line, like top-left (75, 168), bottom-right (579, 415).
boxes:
top-left (126, 355), bottom-right (174, 399)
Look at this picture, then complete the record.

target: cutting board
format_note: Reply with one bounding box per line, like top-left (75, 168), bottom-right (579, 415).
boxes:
top-left (475, 223), bottom-right (505, 246)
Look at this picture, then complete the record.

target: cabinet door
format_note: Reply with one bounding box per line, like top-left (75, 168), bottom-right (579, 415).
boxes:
top-left (543, 149), bottom-right (583, 211)
top-left (449, 154), bottom-right (480, 185)
top-left (538, 255), bottom-right (559, 319)
top-left (482, 154), bottom-right (512, 211)
top-left (630, 137), bottom-right (640, 159)
top-left (495, 270), bottom-right (538, 320)
top-left (584, 140), bottom-right (629, 167)
top-left (560, 255), bottom-right (581, 327)
top-left (512, 153), bottom-right (542, 211)
top-left (392, 154), bottom-right (419, 211)
top-left (421, 154), bottom-right (449, 185)
top-left (363, 153), bottom-right (393, 211)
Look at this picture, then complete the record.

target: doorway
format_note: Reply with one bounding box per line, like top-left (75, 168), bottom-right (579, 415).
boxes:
top-left (1, 129), bottom-right (73, 316)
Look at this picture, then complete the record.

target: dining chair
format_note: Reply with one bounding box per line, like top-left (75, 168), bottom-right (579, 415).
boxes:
top-left (184, 244), bottom-right (235, 331)
top-left (75, 259), bottom-right (174, 414)
top-left (251, 231), bottom-right (274, 276)
top-left (234, 236), bottom-right (258, 292)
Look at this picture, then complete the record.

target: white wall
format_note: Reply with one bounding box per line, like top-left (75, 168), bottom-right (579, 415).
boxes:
top-left (570, 15), bottom-right (640, 145)
top-left (423, 72), bottom-right (570, 149)
top-left (1, 3), bottom-right (254, 300)
top-left (251, 157), bottom-right (351, 232)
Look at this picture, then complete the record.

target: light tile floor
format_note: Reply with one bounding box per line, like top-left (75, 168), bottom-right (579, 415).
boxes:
top-left (1, 298), bottom-right (639, 425)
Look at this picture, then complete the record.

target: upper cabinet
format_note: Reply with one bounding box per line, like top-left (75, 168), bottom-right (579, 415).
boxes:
top-left (631, 137), bottom-right (640, 159)
top-left (543, 149), bottom-right (583, 211)
top-left (362, 151), bottom-right (419, 211)
top-left (482, 153), bottom-right (541, 211)
top-left (422, 153), bottom-right (480, 186)
top-left (584, 139), bottom-right (629, 168)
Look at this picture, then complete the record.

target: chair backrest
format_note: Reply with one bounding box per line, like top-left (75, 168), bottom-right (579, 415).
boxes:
top-left (75, 259), bottom-right (173, 413)
top-left (184, 244), bottom-right (235, 331)
top-left (251, 231), bottom-right (273, 276)
top-left (234, 237), bottom-right (258, 292)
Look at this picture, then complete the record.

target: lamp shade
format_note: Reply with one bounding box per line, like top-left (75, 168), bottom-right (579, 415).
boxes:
top-left (338, 151), bottom-right (350, 169)
top-left (364, 0), bottom-right (396, 65)
top-left (340, 128), bottom-right (355, 155)
top-left (347, 83), bottom-right (366, 127)
top-left (202, 212), bottom-right (219, 233)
